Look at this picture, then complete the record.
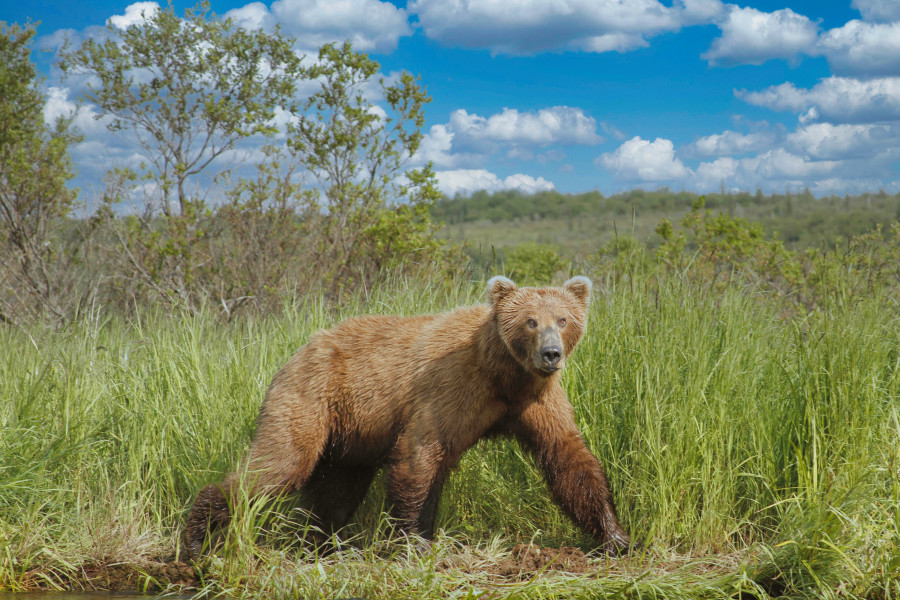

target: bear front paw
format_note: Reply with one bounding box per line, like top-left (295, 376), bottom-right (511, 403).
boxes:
top-left (597, 532), bottom-right (636, 557)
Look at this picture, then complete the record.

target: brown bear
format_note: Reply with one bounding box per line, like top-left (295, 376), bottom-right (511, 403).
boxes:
top-left (185, 276), bottom-right (631, 556)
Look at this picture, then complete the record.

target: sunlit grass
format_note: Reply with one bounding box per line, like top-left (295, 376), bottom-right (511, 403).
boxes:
top-left (1, 274), bottom-right (898, 598)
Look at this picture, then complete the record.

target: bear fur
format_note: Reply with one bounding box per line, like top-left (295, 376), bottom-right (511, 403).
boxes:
top-left (185, 276), bottom-right (631, 556)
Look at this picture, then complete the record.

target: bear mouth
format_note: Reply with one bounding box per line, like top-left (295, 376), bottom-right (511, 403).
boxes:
top-left (539, 365), bottom-right (560, 374)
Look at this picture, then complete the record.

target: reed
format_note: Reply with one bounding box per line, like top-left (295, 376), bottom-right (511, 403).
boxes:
top-left (0, 273), bottom-right (897, 598)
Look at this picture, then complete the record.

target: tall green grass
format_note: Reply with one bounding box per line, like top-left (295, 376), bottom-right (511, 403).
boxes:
top-left (1, 275), bottom-right (898, 598)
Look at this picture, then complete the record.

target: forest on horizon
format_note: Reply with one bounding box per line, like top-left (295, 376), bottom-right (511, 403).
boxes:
top-left (433, 186), bottom-right (900, 258)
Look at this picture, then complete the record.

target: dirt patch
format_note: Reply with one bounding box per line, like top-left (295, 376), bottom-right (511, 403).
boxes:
top-left (76, 560), bottom-right (197, 591)
top-left (494, 543), bottom-right (592, 577)
top-left (144, 560), bottom-right (198, 588)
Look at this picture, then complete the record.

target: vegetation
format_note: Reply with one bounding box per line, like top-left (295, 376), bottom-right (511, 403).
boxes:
top-left (2, 5), bottom-right (900, 599)
top-left (2, 4), bottom-right (454, 321)
top-left (282, 41), bottom-right (451, 291)
top-left (1, 271), bottom-right (898, 598)
top-left (434, 187), bottom-right (900, 263)
top-left (0, 22), bottom-right (83, 326)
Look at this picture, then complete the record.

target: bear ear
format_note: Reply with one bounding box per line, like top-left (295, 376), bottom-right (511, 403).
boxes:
top-left (487, 276), bottom-right (518, 306)
top-left (563, 276), bottom-right (593, 306)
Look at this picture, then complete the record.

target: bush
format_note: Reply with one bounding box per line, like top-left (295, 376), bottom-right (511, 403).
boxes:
top-left (501, 243), bottom-right (569, 286)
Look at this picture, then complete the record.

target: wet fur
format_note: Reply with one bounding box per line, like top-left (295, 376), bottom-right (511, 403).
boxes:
top-left (185, 277), bottom-right (631, 556)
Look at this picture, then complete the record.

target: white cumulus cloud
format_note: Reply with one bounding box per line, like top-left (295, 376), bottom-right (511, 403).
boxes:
top-left (694, 157), bottom-right (739, 189)
top-left (415, 124), bottom-right (485, 168)
top-left (702, 6), bottom-right (819, 66)
top-left (745, 148), bottom-right (840, 180)
top-left (449, 106), bottom-right (603, 150)
top-left (689, 129), bottom-right (778, 157)
top-left (435, 169), bottom-right (555, 196)
top-left (818, 20), bottom-right (900, 77)
top-left (852, 0), bottom-right (900, 23)
top-left (108, 2), bottom-right (160, 29)
top-left (225, 0), bottom-right (411, 52)
top-left (42, 86), bottom-right (110, 137)
top-left (598, 136), bottom-right (690, 182)
top-left (786, 123), bottom-right (900, 160)
top-left (691, 150), bottom-right (844, 192)
top-left (409, 0), bottom-right (725, 55)
top-left (225, 2), bottom-right (275, 30)
top-left (416, 106), bottom-right (603, 168)
top-left (736, 77), bottom-right (900, 124)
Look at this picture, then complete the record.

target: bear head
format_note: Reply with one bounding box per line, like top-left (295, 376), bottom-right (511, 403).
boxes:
top-left (487, 275), bottom-right (592, 376)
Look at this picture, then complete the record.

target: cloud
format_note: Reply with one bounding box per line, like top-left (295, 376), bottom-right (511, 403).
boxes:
top-left (225, 0), bottom-right (411, 52)
top-left (409, 0), bottom-right (725, 55)
top-left (598, 136), bottom-right (690, 182)
top-left (785, 123), bottom-right (900, 160)
top-left (434, 169), bottom-right (555, 196)
top-left (708, 7), bottom-right (900, 79)
top-left (851, 0), bottom-right (900, 23)
top-left (108, 2), bottom-right (160, 29)
top-left (42, 86), bottom-right (79, 126)
top-left (41, 87), bottom-right (157, 184)
top-left (818, 20), bottom-right (900, 77)
top-left (689, 146), bottom-right (875, 193)
top-left (415, 124), bottom-right (485, 168)
top-left (42, 86), bottom-right (110, 137)
top-left (224, 2), bottom-right (275, 31)
top-left (37, 28), bottom-right (82, 51)
top-left (449, 106), bottom-right (603, 150)
top-left (691, 161), bottom-right (897, 196)
top-left (745, 148), bottom-right (840, 180)
top-left (798, 106), bottom-right (820, 124)
top-left (702, 6), bottom-right (819, 66)
top-left (736, 77), bottom-right (900, 123)
top-left (689, 129), bottom-right (778, 157)
top-left (594, 133), bottom-right (877, 194)
top-left (416, 106), bottom-right (603, 168)
top-left (678, 0), bottom-right (727, 23)
top-left (694, 157), bottom-right (739, 188)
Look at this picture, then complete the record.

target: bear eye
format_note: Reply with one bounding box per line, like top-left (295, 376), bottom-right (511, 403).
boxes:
top-left (526, 318), bottom-right (538, 329)
top-left (558, 317), bottom-right (567, 328)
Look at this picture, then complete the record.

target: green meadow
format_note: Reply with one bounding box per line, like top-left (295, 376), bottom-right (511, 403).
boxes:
top-left (4, 11), bottom-right (900, 599)
top-left (1, 270), bottom-right (898, 599)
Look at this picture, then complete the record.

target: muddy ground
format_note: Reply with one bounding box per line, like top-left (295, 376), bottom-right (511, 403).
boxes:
top-left (29, 543), bottom-right (601, 592)
top-left (75, 559), bottom-right (198, 592)
top-left (494, 543), bottom-right (593, 577)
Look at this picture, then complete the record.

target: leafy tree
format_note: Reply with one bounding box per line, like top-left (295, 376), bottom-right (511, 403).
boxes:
top-left (286, 41), bottom-right (452, 289)
top-left (60, 1), bottom-right (302, 217)
top-left (59, 2), bottom-right (304, 311)
top-left (211, 144), bottom-right (316, 317)
top-left (0, 22), bottom-right (83, 325)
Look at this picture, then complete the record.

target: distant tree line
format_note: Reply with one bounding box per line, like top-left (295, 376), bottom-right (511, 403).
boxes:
top-left (433, 187), bottom-right (900, 248)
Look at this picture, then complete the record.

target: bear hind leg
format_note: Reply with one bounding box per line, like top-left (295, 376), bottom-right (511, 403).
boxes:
top-left (302, 463), bottom-right (378, 542)
top-left (386, 440), bottom-right (449, 542)
top-left (184, 482), bottom-right (231, 558)
top-left (185, 410), bottom-right (332, 557)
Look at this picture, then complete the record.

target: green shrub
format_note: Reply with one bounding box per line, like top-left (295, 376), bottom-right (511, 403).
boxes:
top-left (504, 242), bottom-right (569, 286)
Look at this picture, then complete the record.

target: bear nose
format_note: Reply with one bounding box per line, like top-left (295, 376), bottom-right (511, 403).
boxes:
top-left (541, 346), bottom-right (562, 366)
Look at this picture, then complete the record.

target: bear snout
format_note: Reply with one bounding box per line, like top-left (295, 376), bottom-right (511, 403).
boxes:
top-left (541, 346), bottom-right (562, 367)
top-left (535, 327), bottom-right (565, 373)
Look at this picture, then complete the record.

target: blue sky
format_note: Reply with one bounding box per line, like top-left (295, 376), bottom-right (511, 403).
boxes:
top-left (8, 0), bottom-right (900, 197)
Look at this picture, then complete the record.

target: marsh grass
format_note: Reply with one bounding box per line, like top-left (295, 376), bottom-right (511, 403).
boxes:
top-left (1, 274), bottom-right (898, 598)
